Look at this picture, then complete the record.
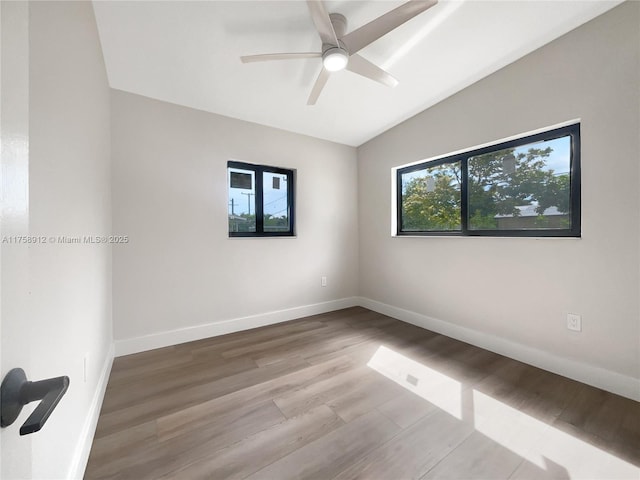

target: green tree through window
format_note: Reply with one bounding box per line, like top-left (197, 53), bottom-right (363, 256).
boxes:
top-left (397, 124), bottom-right (580, 237)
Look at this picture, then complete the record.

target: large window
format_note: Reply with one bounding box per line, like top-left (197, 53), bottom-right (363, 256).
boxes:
top-left (396, 123), bottom-right (580, 237)
top-left (228, 161), bottom-right (295, 237)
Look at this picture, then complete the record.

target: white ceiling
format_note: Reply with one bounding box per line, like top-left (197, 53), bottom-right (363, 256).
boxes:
top-left (93, 0), bottom-right (621, 147)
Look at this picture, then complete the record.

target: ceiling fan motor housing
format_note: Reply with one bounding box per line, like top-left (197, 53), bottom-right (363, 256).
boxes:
top-left (322, 13), bottom-right (348, 71)
top-left (328, 13), bottom-right (347, 38)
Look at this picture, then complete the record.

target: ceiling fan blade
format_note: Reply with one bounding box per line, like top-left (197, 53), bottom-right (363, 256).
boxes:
top-left (307, 68), bottom-right (330, 105)
top-left (307, 0), bottom-right (338, 46)
top-left (341, 0), bottom-right (438, 54)
top-left (241, 52), bottom-right (321, 63)
top-left (346, 54), bottom-right (398, 88)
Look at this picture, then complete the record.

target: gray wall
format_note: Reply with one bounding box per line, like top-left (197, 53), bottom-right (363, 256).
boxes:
top-left (357, 2), bottom-right (639, 389)
top-left (111, 91), bottom-right (359, 345)
top-left (28, 1), bottom-right (112, 477)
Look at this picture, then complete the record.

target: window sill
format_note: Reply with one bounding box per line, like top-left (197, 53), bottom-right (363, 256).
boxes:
top-left (392, 234), bottom-right (581, 240)
top-left (228, 235), bottom-right (297, 239)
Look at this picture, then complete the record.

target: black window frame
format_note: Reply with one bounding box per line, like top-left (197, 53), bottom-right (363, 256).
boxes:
top-left (396, 123), bottom-right (581, 237)
top-left (228, 161), bottom-right (295, 237)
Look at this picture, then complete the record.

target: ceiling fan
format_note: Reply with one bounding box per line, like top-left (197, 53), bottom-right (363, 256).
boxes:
top-left (240, 0), bottom-right (438, 105)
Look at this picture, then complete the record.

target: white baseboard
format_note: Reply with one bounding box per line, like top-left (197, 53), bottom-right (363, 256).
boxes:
top-left (114, 297), bottom-right (360, 357)
top-left (68, 343), bottom-right (114, 480)
top-left (112, 295), bottom-right (639, 400)
top-left (358, 297), bottom-right (640, 402)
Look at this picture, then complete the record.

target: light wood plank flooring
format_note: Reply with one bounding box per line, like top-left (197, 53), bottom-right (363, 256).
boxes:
top-left (85, 307), bottom-right (640, 479)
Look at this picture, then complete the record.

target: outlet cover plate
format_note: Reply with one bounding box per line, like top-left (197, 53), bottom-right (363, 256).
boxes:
top-left (567, 313), bottom-right (582, 332)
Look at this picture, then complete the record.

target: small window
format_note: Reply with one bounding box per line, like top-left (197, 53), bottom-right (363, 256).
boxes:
top-left (228, 161), bottom-right (295, 237)
top-left (396, 123), bottom-right (580, 237)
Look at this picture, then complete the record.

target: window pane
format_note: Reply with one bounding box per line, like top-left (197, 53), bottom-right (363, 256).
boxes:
top-left (228, 167), bottom-right (256, 233)
top-left (468, 136), bottom-right (571, 230)
top-left (401, 162), bottom-right (461, 231)
top-left (263, 172), bottom-right (290, 232)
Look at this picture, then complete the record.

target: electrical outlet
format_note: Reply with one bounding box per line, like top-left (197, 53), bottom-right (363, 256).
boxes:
top-left (321, 276), bottom-right (327, 287)
top-left (567, 313), bottom-right (582, 332)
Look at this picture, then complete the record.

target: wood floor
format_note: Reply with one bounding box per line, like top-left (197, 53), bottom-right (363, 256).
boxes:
top-left (85, 307), bottom-right (640, 479)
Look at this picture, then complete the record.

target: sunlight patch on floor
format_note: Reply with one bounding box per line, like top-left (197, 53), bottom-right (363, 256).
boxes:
top-left (367, 345), bottom-right (639, 479)
top-left (367, 345), bottom-right (463, 419)
top-left (472, 390), bottom-right (638, 478)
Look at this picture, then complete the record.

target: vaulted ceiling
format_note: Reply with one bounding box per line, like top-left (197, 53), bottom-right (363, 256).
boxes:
top-left (93, 1), bottom-right (621, 146)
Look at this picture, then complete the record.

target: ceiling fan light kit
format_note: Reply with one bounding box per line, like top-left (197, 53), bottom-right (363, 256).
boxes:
top-left (322, 47), bottom-right (349, 72)
top-left (240, 0), bottom-right (438, 105)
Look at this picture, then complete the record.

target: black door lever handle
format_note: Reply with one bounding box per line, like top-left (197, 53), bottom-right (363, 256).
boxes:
top-left (1, 368), bottom-right (70, 435)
